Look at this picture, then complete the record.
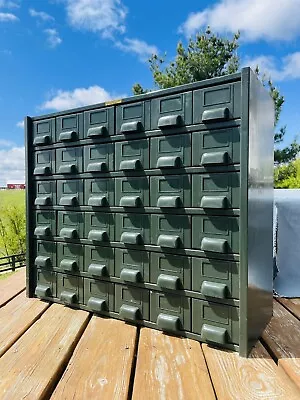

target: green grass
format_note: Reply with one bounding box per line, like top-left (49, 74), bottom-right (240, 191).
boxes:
top-left (0, 190), bottom-right (25, 208)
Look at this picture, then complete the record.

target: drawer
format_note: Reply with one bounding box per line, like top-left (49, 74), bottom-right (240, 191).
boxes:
top-left (150, 134), bottom-right (191, 169)
top-left (34, 181), bottom-right (56, 207)
top-left (35, 269), bottom-right (57, 299)
top-left (57, 242), bottom-right (84, 274)
top-left (151, 214), bottom-right (191, 249)
top-left (192, 128), bottom-right (240, 166)
top-left (85, 212), bottom-right (115, 242)
top-left (84, 142), bottom-right (114, 173)
top-left (115, 248), bottom-right (150, 283)
top-left (192, 299), bottom-right (239, 345)
top-left (151, 92), bottom-right (192, 130)
top-left (57, 211), bottom-right (84, 239)
top-left (192, 258), bottom-right (239, 299)
top-left (192, 215), bottom-right (239, 254)
top-left (85, 245), bottom-right (115, 277)
top-left (116, 213), bottom-right (150, 245)
top-left (84, 106), bottom-right (114, 138)
top-left (84, 178), bottom-right (114, 207)
top-left (150, 175), bottom-right (191, 208)
top-left (116, 101), bottom-right (149, 134)
top-left (192, 172), bottom-right (240, 209)
top-left (193, 82), bottom-right (241, 124)
top-left (34, 210), bottom-right (56, 238)
top-left (33, 118), bottom-right (55, 146)
top-left (150, 253), bottom-right (191, 291)
top-left (150, 292), bottom-right (191, 332)
top-left (115, 139), bottom-right (149, 171)
top-left (115, 285), bottom-right (150, 321)
top-left (115, 176), bottom-right (150, 208)
top-left (57, 273), bottom-right (84, 305)
top-left (33, 149), bottom-right (54, 176)
top-left (56, 113), bottom-right (83, 142)
top-left (56, 147), bottom-right (83, 175)
top-left (34, 240), bottom-right (56, 269)
top-left (57, 180), bottom-right (84, 207)
top-left (84, 278), bottom-right (114, 314)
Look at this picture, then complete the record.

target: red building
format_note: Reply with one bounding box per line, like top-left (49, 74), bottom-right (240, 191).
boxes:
top-left (7, 183), bottom-right (25, 189)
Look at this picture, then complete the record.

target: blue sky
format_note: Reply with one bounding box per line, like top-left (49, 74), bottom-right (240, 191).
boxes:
top-left (0, 0), bottom-right (300, 185)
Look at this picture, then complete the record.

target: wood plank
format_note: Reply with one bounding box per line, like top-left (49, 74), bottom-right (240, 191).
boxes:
top-left (51, 316), bottom-right (137, 400)
top-left (0, 268), bottom-right (25, 307)
top-left (0, 291), bottom-right (49, 357)
top-left (262, 300), bottom-right (300, 390)
top-left (202, 341), bottom-right (300, 399)
top-left (0, 303), bottom-right (89, 400)
top-left (277, 298), bottom-right (300, 320)
top-left (132, 328), bottom-right (215, 400)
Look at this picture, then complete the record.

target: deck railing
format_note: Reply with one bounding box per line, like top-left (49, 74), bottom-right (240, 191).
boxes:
top-left (0, 253), bottom-right (25, 273)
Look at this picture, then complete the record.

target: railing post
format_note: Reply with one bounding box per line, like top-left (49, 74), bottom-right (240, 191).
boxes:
top-left (11, 255), bottom-right (15, 272)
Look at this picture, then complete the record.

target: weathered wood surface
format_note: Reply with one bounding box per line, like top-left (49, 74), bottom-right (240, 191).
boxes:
top-left (277, 298), bottom-right (300, 320)
top-left (0, 268), bottom-right (25, 307)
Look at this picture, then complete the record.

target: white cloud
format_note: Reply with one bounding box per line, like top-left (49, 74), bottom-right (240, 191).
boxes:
top-left (29, 8), bottom-right (55, 22)
top-left (0, 146), bottom-right (24, 186)
top-left (0, 12), bottom-right (18, 21)
top-left (0, 1), bottom-right (20, 8)
top-left (16, 121), bottom-right (24, 128)
top-left (115, 38), bottom-right (158, 61)
top-left (64, 0), bottom-right (127, 38)
top-left (0, 139), bottom-right (15, 147)
top-left (44, 28), bottom-right (62, 48)
top-left (41, 85), bottom-right (126, 111)
top-left (179, 0), bottom-right (300, 42)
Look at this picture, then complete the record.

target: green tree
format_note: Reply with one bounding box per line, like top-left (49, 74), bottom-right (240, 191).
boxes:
top-left (274, 159), bottom-right (300, 188)
top-left (0, 205), bottom-right (26, 256)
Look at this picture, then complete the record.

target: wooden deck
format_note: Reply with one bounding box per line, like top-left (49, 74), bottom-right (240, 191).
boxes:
top-left (1, 269), bottom-right (300, 400)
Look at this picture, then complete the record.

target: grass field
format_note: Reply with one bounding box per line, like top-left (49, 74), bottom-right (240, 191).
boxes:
top-left (0, 190), bottom-right (25, 208)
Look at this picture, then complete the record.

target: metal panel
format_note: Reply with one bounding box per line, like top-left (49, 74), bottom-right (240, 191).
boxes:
top-left (34, 210), bottom-right (56, 238)
top-left (34, 180), bottom-right (56, 207)
top-left (57, 273), bottom-right (84, 304)
top-left (84, 178), bottom-right (114, 207)
top-left (33, 149), bottom-right (54, 176)
top-left (115, 139), bottom-right (149, 170)
top-left (84, 142), bottom-right (114, 173)
top-left (115, 248), bottom-right (150, 282)
top-left (116, 213), bottom-right (150, 245)
top-left (84, 278), bottom-right (114, 313)
top-left (85, 212), bottom-right (115, 242)
top-left (115, 176), bottom-right (149, 208)
top-left (116, 101), bottom-right (149, 134)
top-left (35, 240), bottom-right (57, 269)
top-left (56, 147), bottom-right (83, 174)
top-left (57, 242), bottom-right (84, 274)
top-left (150, 175), bottom-right (191, 208)
top-left (57, 211), bottom-right (84, 239)
top-left (36, 269), bottom-right (57, 298)
top-left (115, 284), bottom-right (150, 321)
top-left (152, 214), bottom-right (191, 249)
top-left (84, 106), bottom-right (114, 138)
top-left (57, 180), bottom-right (84, 207)
top-left (85, 245), bottom-right (115, 277)
top-left (33, 118), bottom-right (55, 146)
top-left (56, 113), bottom-right (83, 142)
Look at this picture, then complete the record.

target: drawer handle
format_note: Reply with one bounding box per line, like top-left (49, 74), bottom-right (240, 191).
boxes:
top-left (201, 324), bottom-right (228, 345)
top-left (34, 226), bottom-right (51, 237)
top-left (120, 304), bottom-right (141, 321)
top-left (121, 232), bottom-right (143, 245)
top-left (120, 268), bottom-right (143, 283)
top-left (157, 196), bottom-right (181, 208)
top-left (156, 156), bottom-right (181, 168)
top-left (87, 126), bottom-right (107, 137)
top-left (120, 159), bottom-right (142, 170)
top-left (201, 237), bottom-right (228, 253)
top-left (120, 196), bottom-right (142, 207)
top-left (87, 162), bottom-right (107, 173)
top-left (59, 130), bottom-right (78, 141)
top-left (33, 166), bottom-right (51, 175)
top-left (34, 135), bottom-right (51, 145)
top-left (87, 297), bottom-right (107, 312)
top-left (201, 151), bottom-right (229, 166)
top-left (88, 230), bottom-right (109, 242)
top-left (35, 256), bottom-right (51, 268)
top-left (201, 281), bottom-right (228, 299)
top-left (157, 234), bottom-right (181, 249)
top-left (60, 259), bottom-right (78, 272)
top-left (59, 195), bottom-right (78, 207)
top-left (34, 196), bottom-right (52, 206)
top-left (88, 264), bottom-right (108, 277)
top-left (60, 291), bottom-right (77, 305)
top-left (35, 284), bottom-right (51, 298)
top-left (58, 164), bottom-right (78, 174)
top-left (157, 314), bottom-right (181, 332)
top-left (200, 196), bottom-right (228, 209)
top-left (158, 115), bottom-right (182, 128)
top-left (120, 121), bottom-right (143, 133)
top-left (157, 274), bottom-right (181, 290)
top-left (59, 228), bottom-right (78, 239)
top-left (202, 107), bottom-right (230, 122)
top-left (88, 196), bottom-right (108, 207)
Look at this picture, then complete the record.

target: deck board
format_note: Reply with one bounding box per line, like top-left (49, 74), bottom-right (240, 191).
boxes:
top-left (51, 316), bottom-right (137, 400)
top-left (132, 328), bottom-right (216, 400)
top-left (0, 269), bottom-right (26, 307)
top-left (277, 298), bottom-right (300, 320)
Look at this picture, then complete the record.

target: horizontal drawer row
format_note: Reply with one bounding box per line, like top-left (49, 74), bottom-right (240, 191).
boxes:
top-left (34, 212), bottom-right (240, 254)
top-left (32, 82), bottom-right (241, 146)
top-left (33, 128), bottom-right (240, 176)
top-left (34, 241), bottom-right (239, 299)
top-left (35, 271), bottom-right (239, 346)
top-left (34, 172), bottom-right (240, 209)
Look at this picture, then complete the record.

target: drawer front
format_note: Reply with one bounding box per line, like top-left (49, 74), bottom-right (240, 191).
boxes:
top-left (116, 101), bottom-right (149, 134)
top-left (84, 143), bottom-right (114, 173)
top-left (116, 213), bottom-right (150, 245)
top-left (193, 82), bottom-right (241, 124)
top-left (34, 210), bottom-right (56, 238)
top-left (56, 113), bottom-right (83, 142)
top-left (84, 107), bottom-right (114, 138)
top-left (57, 180), bottom-right (84, 207)
top-left (151, 214), bottom-right (191, 249)
top-left (56, 147), bottom-right (83, 175)
top-left (85, 245), bottom-right (115, 277)
top-left (85, 212), bottom-right (115, 242)
top-left (192, 128), bottom-right (240, 166)
top-left (115, 285), bottom-right (150, 321)
top-left (34, 150), bottom-right (54, 176)
top-left (192, 172), bottom-right (240, 210)
top-left (150, 292), bottom-right (191, 332)
top-left (151, 92), bottom-right (192, 130)
top-left (115, 139), bottom-right (149, 171)
top-left (34, 180), bottom-right (56, 207)
top-left (192, 258), bottom-right (239, 299)
top-left (33, 118), bottom-right (55, 146)
top-left (57, 242), bottom-right (84, 274)
top-left (84, 178), bottom-right (114, 207)
top-left (57, 211), bottom-right (84, 239)
top-left (115, 176), bottom-right (150, 208)
top-left (84, 278), bottom-right (114, 313)
top-left (192, 299), bottom-right (239, 345)
top-left (57, 273), bottom-right (84, 305)
top-left (150, 134), bottom-right (191, 169)
top-left (150, 175), bottom-right (191, 208)
top-left (192, 215), bottom-right (239, 254)
top-left (35, 240), bottom-right (56, 269)
top-left (36, 269), bottom-right (57, 298)
top-left (115, 248), bottom-right (150, 283)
